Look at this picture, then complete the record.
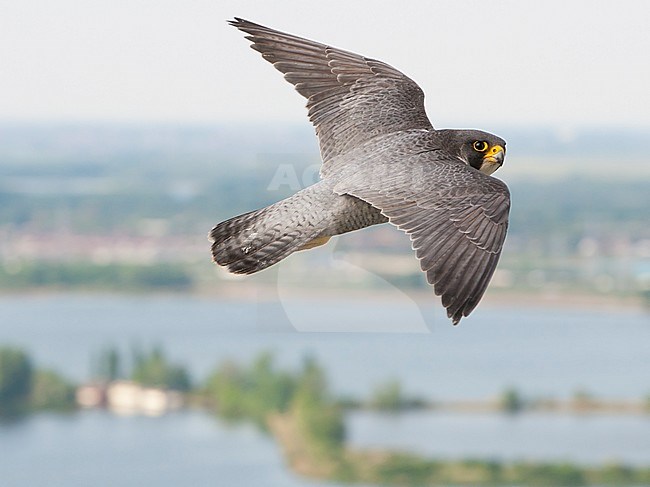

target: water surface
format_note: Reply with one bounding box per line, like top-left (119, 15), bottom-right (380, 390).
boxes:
top-left (1, 294), bottom-right (649, 486)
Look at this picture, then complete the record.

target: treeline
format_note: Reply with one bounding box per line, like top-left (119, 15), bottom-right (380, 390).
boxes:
top-left (0, 261), bottom-right (193, 291)
top-left (93, 345), bottom-right (192, 392)
top-left (203, 352), bottom-right (346, 469)
top-left (0, 346), bottom-right (75, 415)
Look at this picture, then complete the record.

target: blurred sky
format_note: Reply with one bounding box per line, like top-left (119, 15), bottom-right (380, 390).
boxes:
top-left (1, 0), bottom-right (649, 129)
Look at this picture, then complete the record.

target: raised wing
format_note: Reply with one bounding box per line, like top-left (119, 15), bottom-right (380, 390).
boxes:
top-left (334, 153), bottom-right (510, 325)
top-left (229, 18), bottom-right (433, 169)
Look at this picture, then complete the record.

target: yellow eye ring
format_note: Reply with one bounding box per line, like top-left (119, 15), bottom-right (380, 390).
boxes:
top-left (473, 141), bottom-right (489, 152)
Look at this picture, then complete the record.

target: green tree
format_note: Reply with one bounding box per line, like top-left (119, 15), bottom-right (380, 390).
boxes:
top-left (0, 347), bottom-right (33, 415)
top-left (292, 356), bottom-right (345, 453)
top-left (500, 387), bottom-right (525, 414)
top-left (95, 345), bottom-right (122, 381)
top-left (131, 346), bottom-right (191, 391)
top-left (204, 360), bottom-right (247, 420)
top-left (249, 352), bottom-right (295, 418)
top-left (204, 352), bottom-right (296, 426)
top-left (30, 369), bottom-right (76, 411)
top-left (370, 379), bottom-right (403, 411)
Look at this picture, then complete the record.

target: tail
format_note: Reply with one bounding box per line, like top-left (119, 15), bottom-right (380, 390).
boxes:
top-left (209, 202), bottom-right (329, 275)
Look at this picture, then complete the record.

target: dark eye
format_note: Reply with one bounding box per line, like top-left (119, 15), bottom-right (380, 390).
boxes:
top-left (473, 141), bottom-right (489, 152)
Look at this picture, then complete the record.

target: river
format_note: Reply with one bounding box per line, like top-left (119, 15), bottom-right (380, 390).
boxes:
top-left (0, 293), bottom-right (648, 485)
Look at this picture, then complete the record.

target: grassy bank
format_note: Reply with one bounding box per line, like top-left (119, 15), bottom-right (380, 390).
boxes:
top-left (200, 353), bottom-right (650, 486)
top-left (270, 411), bottom-right (650, 486)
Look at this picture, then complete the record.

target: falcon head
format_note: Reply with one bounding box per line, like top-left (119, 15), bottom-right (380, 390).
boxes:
top-left (441, 130), bottom-right (506, 176)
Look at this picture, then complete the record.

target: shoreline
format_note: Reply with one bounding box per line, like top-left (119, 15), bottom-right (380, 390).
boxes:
top-left (268, 411), bottom-right (650, 486)
top-left (0, 285), bottom-right (646, 314)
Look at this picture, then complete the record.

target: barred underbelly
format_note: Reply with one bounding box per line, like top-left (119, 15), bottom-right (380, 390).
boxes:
top-left (330, 194), bottom-right (388, 236)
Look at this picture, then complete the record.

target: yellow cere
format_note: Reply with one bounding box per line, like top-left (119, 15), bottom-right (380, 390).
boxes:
top-left (485, 145), bottom-right (504, 157)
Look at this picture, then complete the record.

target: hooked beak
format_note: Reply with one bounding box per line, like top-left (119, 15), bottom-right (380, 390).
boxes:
top-left (480, 145), bottom-right (505, 175)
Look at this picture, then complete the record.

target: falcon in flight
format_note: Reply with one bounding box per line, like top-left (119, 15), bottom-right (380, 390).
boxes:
top-left (210, 18), bottom-right (510, 325)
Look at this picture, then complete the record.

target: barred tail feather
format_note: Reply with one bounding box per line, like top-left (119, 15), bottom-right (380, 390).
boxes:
top-left (209, 207), bottom-right (323, 275)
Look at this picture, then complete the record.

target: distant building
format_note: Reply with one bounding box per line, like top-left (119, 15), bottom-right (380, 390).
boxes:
top-left (76, 380), bottom-right (184, 416)
top-left (76, 383), bottom-right (106, 409)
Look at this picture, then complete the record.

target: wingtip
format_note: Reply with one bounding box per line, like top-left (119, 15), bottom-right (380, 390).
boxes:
top-left (449, 308), bottom-right (464, 326)
top-left (228, 17), bottom-right (261, 30)
top-left (227, 17), bottom-right (245, 28)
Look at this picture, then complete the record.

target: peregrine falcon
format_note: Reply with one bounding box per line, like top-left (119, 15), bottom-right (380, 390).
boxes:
top-left (210, 18), bottom-right (510, 325)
